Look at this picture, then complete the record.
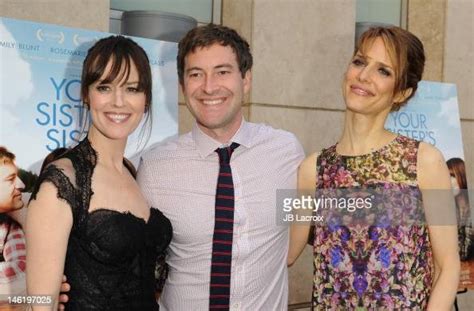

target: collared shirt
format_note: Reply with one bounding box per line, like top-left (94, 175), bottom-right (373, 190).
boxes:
top-left (0, 217), bottom-right (26, 297)
top-left (138, 120), bottom-right (305, 310)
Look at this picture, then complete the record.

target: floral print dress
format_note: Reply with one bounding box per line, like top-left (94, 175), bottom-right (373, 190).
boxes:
top-left (312, 135), bottom-right (433, 310)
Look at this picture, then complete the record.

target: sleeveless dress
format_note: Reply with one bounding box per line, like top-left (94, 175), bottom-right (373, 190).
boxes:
top-left (312, 135), bottom-right (433, 310)
top-left (30, 138), bottom-right (172, 310)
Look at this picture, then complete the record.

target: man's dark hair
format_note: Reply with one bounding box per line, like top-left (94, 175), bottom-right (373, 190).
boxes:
top-left (0, 146), bottom-right (15, 165)
top-left (177, 24), bottom-right (253, 84)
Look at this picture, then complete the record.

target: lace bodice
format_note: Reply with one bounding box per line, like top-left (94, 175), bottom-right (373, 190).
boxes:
top-left (31, 139), bottom-right (172, 310)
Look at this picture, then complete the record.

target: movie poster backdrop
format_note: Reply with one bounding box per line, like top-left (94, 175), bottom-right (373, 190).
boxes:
top-left (385, 81), bottom-right (473, 288)
top-left (0, 17), bottom-right (178, 301)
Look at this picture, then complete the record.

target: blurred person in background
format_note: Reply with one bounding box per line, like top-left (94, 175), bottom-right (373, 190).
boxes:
top-left (0, 146), bottom-right (26, 306)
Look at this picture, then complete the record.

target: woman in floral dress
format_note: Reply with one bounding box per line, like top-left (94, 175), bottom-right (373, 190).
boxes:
top-left (288, 26), bottom-right (459, 310)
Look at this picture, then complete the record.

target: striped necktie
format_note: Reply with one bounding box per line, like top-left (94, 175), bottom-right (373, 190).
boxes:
top-left (209, 142), bottom-right (239, 310)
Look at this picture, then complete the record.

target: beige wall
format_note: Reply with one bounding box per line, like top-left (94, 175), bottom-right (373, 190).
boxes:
top-left (444, 0), bottom-right (474, 195)
top-left (0, 0), bottom-right (109, 32)
top-left (408, 0), bottom-right (474, 188)
top-left (221, 0), bottom-right (355, 156)
top-left (409, 11), bottom-right (474, 308)
top-left (407, 0), bottom-right (446, 81)
top-left (443, 0), bottom-right (474, 308)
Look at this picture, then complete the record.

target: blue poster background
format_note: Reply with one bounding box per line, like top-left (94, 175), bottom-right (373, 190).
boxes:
top-left (0, 17), bottom-right (178, 173)
top-left (385, 80), bottom-right (464, 160)
top-left (385, 80), bottom-right (473, 288)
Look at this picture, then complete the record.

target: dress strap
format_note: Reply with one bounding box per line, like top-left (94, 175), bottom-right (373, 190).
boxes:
top-left (30, 138), bottom-right (98, 232)
top-left (65, 138), bottom-right (97, 230)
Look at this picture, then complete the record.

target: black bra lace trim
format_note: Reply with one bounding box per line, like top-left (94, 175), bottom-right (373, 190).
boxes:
top-left (30, 164), bottom-right (76, 211)
top-left (30, 138), bottom-right (170, 310)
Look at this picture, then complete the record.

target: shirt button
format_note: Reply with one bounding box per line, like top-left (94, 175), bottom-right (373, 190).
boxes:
top-left (231, 302), bottom-right (241, 310)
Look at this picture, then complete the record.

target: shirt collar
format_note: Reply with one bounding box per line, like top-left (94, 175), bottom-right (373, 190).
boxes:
top-left (192, 118), bottom-right (254, 158)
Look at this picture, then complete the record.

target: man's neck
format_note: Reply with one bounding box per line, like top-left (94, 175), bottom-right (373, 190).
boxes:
top-left (197, 117), bottom-right (243, 144)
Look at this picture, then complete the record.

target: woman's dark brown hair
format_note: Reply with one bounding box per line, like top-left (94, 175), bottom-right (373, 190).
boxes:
top-left (80, 35), bottom-right (153, 146)
top-left (447, 157), bottom-right (468, 190)
top-left (81, 35), bottom-right (152, 110)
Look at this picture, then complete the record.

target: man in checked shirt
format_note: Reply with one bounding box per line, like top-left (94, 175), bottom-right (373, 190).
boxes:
top-left (0, 147), bottom-right (27, 300)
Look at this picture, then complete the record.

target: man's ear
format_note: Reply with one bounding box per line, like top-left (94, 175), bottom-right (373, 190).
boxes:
top-left (243, 70), bottom-right (252, 95)
top-left (394, 87), bottom-right (413, 104)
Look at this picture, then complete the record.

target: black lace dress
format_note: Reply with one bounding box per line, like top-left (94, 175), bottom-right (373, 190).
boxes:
top-left (30, 139), bottom-right (172, 310)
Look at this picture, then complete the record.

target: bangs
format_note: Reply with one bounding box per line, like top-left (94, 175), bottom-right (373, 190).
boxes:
top-left (355, 28), bottom-right (405, 93)
top-left (81, 35), bottom-right (152, 110)
top-left (356, 34), bottom-right (376, 56)
top-left (90, 54), bottom-right (133, 86)
top-left (356, 31), bottom-right (399, 72)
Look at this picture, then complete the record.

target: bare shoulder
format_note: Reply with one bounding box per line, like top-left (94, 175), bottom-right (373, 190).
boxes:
top-left (418, 141), bottom-right (445, 166)
top-left (299, 152), bottom-right (319, 172)
top-left (27, 182), bottom-right (73, 235)
top-left (298, 152), bottom-right (319, 191)
top-left (417, 142), bottom-right (450, 189)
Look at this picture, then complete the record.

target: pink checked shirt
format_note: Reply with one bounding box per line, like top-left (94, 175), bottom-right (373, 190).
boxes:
top-left (0, 217), bottom-right (26, 297)
top-left (138, 120), bottom-right (305, 310)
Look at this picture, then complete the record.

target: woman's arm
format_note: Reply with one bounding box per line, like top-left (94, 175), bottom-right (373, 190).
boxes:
top-left (287, 152), bottom-right (318, 266)
top-left (418, 142), bottom-right (460, 310)
top-left (26, 182), bottom-right (72, 311)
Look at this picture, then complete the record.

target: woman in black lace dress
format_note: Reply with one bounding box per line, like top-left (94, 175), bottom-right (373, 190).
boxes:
top-left (26, 36), bottom-right (172, 310)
